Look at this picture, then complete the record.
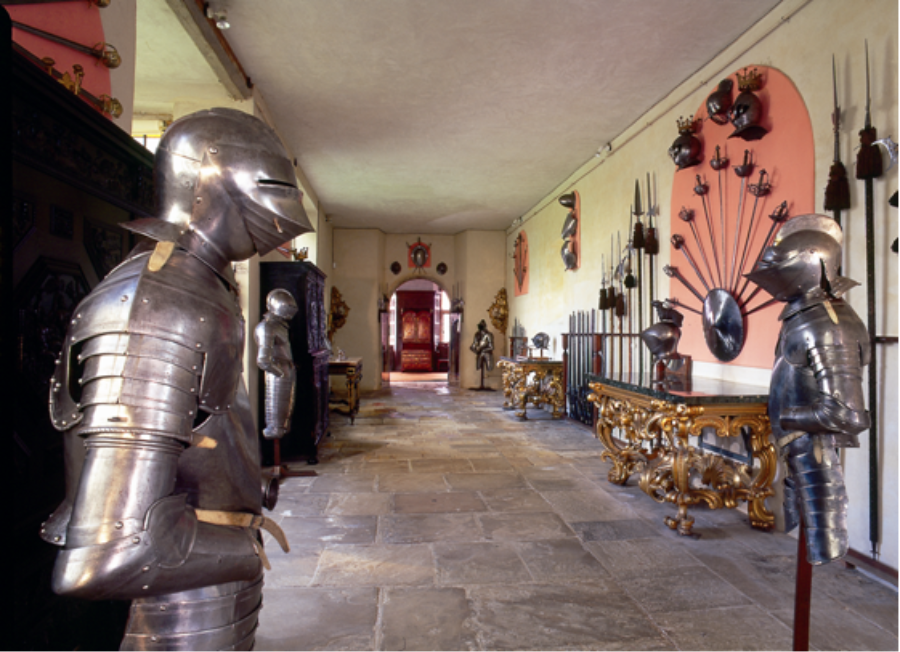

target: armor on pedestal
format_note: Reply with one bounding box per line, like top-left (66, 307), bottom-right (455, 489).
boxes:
top-left (41, 108), bottom-right (311, 649)
top-left (746, 214), bottom-right (869, 564)
top-left (256, 289), bottom-right (298, 439)
top-left (470, 319), bottom-right (495, 371)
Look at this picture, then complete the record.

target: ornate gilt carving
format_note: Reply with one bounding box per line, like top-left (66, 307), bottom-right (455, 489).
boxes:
top-left (499, 359), bottom-right (564, 420)
top-left (588, 381), bottom-right (774, 536)
top-left (487, 288), bottom-right (509, 334)
top-left (327, 286), bottom-right (350, 342)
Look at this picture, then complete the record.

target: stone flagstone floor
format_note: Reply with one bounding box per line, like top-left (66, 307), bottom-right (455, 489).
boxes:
top-left (256, 382), bottom-right (898, 651)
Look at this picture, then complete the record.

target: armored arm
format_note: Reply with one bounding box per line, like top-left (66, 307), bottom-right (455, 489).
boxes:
top-left (255, 318), bottom-right (285, 377)
top-left (47, 331), bottom-right (262, 601)
top-left (780, 342), bottom-right (870, 436)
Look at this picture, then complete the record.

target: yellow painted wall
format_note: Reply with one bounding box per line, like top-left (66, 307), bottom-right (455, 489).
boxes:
top-left (507, 0), bottom-right (898, 567)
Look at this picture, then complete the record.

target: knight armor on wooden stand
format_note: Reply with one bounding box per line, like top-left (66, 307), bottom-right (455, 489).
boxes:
top-left (746, 214), bottom-right (869, 564)
top-left (40, 108), bottom-right (312, 650)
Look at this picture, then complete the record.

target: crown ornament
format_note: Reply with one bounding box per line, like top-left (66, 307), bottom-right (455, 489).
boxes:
top-left (676, 116), bottom-right (699, 134)
top-left (736, 67), bottom-right (763, 92)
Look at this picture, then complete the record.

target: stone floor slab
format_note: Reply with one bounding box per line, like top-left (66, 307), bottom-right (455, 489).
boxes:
top-left (380, 587), bottom-right (478, 651)
top-left (255, 587), bottom-right (378, 651)
top-left (393, 491), bottom-right (486, 514)
top-left (376, 472), bottom-right (448, 493)
top-left (445, 472), bottom-right (528, 492)
top-left (541, 488), bottom-right (639, 523)
top-left (308, 474), bottom-right (377, 493)
top-left (772, 595), bottom-right (899, 651)
top-left (264, 544), bottom-right (323, 588)
top-left (315, 544), bottom-right (435, 587)
top-left (571, 518), bottom-right (662, 541)
top-left (652, 604), bottom-right (793, 651)
top-left (468, 582), bottom-right (668, 650)
top-left (623, 564), bottom-right (753, 613)
top-left (479, 488), bottom-right (554, 513)
top-left (433, 541), bottom-right (532, 585)
top-left (380, 513), bottom-right (483, 544)
top-left (410, 458), bottom-right (475, 473)
top-left (515, 538), bottom-right (610, 581)
top-left (478, 511), bottom-right (574, 541)
top-left (325, 492), bottom-right (392, 516)
top-left (585, 537), bottom-right (700, 580)
top-left (280, 515), bottom-right (378, 545)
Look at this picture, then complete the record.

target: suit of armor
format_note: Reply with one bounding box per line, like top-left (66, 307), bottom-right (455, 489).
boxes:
top-left (470, 320), bottom-right (495, 371)
top-left (255, 289), bottom-right (298, 439)
top-left (746, 214), bottom-right (869, 564)
top-left (40, 108), bottom-right (312, 649)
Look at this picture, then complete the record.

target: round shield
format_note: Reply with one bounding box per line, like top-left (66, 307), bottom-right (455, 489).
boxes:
top-left (702, 289), bottom-right (745, 362)
top-left (411, 244), bottom-right (428, 269)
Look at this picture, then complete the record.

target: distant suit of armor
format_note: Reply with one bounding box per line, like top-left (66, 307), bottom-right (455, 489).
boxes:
top-left (255, 289), bottom-right (298, 439)
top-left (40, 108), bottom-right (312, 650)
top-left (470, 320), bottom-right (495, 371)
top-left (746, 214), bottom-right (869, 564)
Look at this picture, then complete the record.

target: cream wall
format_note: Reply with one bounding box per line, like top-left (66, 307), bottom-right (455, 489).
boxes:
top-left (507, 0), bottom-right (898, 568)
top-left (456, 231), bottom-right (509, 388)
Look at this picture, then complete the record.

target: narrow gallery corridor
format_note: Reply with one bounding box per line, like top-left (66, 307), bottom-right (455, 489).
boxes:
top-left (257, 383), bottom-right (898, 651)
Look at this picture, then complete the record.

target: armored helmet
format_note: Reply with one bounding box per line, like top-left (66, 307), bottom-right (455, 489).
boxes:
top-left (266, 288), bottom-right (299, 320)
top-left (728, 89), bottom-right (767, 141)
top-left (705, 79), bottom-right (734, 125)
top-left (745, 214), bottom-right (843, 302)
top-left (668, 119), bottom-right (702, 170)
top-left (154, 108), bottom-right (313, 261)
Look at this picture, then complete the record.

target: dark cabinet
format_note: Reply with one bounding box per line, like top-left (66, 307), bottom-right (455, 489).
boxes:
top-left (259, 262), bottom-right (329, 465)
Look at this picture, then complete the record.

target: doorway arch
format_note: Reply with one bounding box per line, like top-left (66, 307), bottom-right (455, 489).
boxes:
top-left (388, 277), bottom-right (452, 382)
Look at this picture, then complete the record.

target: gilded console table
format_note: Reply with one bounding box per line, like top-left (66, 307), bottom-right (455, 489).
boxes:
top-left (586, 374), bottom-right (775, 536)
top-left (329, 357), bottom-right (363, 424)
top-left (498, 358), bottom-right (565, 420)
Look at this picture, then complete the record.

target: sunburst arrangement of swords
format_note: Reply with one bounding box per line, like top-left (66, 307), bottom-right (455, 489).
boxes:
top-left (665, 147), bottom-right (788, 362)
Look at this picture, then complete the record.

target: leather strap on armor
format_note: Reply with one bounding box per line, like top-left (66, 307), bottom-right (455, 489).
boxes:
top-left (195, 509), bottom-right (290, 570)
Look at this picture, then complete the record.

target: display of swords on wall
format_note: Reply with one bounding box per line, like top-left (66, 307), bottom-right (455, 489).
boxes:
top-left (667, 149), bottom-right (788, 362)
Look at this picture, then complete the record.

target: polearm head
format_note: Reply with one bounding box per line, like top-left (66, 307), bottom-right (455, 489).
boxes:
top-left (832, 54), bottom-right (841, 162)
top-left (865, 40), bottom-right (872, 130)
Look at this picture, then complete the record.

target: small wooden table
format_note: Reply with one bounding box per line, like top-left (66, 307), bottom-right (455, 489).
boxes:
top-left (498, 357), bottom-right (565, 420)
top-left (329, 357), bottom-right (363, 424)
top-left (586, 373), bottom-right (775, 537)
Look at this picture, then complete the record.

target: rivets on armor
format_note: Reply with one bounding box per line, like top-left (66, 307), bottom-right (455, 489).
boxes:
top-left (132, 537), bottom-right (141, 544)
top-left (150, 635), bottom-right (158, 641)
top-left (191, 388), bottom-right (196, 394)
top-left (115, 521), bottom-right (124, 529)
top-left (192, 365), bottom-right (198, 371)
top-left (200, 317), bottom-right (206, 322)
top-left (121, 295), bottom-right (129, 302)
top-left (61, 421), bottom-right (67, 426)
top-left (188, 410), bottom-right (194, 416)
top-left (71, 413), bottom-right (78, 419)
top-left (159, 605), bottom-right (167, 612)
top-left (76, 313), bottom-right (82, 319)
top-left (142, 298), bottom-right (149, 303)
top-left (209, 146), bottom-right (218, 154)
top-left (142, 565), bottom-right (150, 572)
top-left (196, 197), bottom-right (203, 204)
top-left (54, 535), bottom-right (61, 542)
top-left (55, 359), bottom-right (60, 365)
top-left (71, 336), bottom-right (76, 342)
top-left (71, 319), bottom-right (77, 325)
top-left (195, 343), bottom-right (202, 348)
top-left (226, 404), bottom-right (231, 409)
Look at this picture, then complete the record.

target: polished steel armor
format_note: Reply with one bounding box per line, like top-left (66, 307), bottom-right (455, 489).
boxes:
top-left (746, 214), bottom-right (869, 564)
top-left (470, 319), bottom-right (495, 372)
top-left (42, 108), bottom-right (311, 649)
top-left (255, 289), bottom-right (298, 439)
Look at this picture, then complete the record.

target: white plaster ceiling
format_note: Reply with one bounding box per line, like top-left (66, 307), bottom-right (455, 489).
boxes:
top-left (135, 0), bottom-right (782, 233)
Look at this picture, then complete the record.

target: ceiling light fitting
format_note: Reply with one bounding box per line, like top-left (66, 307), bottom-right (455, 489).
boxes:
top-left (205, 5), bottom-right (230, 30)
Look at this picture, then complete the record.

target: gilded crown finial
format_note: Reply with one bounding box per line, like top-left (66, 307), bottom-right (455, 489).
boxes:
top-left (676, 116), bottom-right (698, 134)
top-left (736, 67), bottom-right (762, 92)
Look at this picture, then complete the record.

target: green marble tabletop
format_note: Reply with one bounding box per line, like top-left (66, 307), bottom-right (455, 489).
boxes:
top-left (586, 373), bottom-right (769, 404)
